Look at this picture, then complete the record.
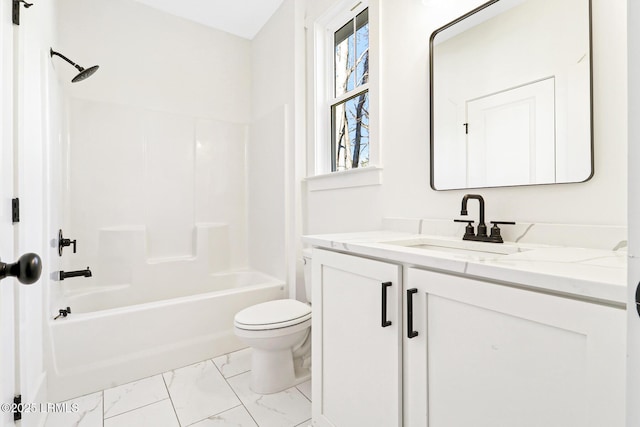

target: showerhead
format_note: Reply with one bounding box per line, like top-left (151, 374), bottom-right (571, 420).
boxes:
top-left (72, 65), bottom-right (100, 83)
top-left (50, 48), bottom-right (99, 83)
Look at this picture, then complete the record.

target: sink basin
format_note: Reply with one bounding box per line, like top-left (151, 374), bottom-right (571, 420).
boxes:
top-left (380, 236), bottom-right (529, 257)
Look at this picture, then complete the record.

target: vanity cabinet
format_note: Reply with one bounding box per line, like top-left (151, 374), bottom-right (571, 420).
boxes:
top-left (311, 248), bottom-right (626, 427)
top-left (311, 249), bottom-right (402, 427)
top-left (404, 268), bottom-right (626, 427)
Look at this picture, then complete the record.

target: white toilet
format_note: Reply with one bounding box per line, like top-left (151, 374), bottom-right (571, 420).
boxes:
top-left (233, 249), bottom-right (313, 394)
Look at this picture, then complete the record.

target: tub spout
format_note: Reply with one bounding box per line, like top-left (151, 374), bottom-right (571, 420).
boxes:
top-left (59, 267), bottom-right (92, 280)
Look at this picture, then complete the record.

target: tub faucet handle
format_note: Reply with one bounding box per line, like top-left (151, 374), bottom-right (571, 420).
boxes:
top-left (58, 229), bottom-right (77, 256)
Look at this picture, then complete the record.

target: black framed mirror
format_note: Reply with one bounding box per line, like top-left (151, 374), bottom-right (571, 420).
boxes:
top-left (429, 0), bottom-right (593, 190)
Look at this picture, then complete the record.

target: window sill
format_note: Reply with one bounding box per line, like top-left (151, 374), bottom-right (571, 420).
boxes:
top-left (305, 166), bottom-right (383, 192)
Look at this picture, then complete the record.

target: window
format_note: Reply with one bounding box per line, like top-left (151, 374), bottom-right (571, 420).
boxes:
top-left (331, 8), bottom-right (369, 172)
top-left (307, 0), bottom-right (381, 190)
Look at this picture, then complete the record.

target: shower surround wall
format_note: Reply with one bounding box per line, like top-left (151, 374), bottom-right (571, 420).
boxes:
top-left (55, 0), bottom-right (253, 300)
top-left (64, 99), bottom-right (248, 293)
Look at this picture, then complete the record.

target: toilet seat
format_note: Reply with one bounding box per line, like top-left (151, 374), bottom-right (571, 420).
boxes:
top-left (234, 299), bottom-right (311, 331)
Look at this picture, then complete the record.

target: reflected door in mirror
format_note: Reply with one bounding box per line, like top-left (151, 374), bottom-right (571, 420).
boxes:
top-left (430, 0), bottom-right (592, 190)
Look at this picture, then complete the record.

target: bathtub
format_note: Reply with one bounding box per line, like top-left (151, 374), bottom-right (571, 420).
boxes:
top-left (47, 270), bottom-right (285, 402)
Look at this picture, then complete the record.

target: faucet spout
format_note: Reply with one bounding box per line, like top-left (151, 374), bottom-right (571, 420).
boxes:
top-left (59, 267), bottom-right (92, 281)
top-left (461, 194), bottom-right (486, 237)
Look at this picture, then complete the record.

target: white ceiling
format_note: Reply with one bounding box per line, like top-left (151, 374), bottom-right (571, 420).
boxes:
top-left (133, 0), bottom-right (285, 40)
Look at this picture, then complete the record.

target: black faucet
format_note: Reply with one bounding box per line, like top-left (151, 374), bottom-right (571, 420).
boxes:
top-left (456, 194), bottom-right (516, 243)
top-left (461, 194), bottom-right (487, 238)
top-left (59, 267), bottom-right (92, 281)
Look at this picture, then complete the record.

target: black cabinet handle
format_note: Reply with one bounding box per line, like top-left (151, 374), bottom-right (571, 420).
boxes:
top-left (635, 282), bottom-right (640, 317)
top-left (407, 288), bottom-right (418, 338)
top-left (381, 282), bottom-right (392, 327)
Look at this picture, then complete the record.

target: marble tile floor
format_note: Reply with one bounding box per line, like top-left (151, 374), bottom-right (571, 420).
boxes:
top-left (44, 347), bottom-right (312, 427)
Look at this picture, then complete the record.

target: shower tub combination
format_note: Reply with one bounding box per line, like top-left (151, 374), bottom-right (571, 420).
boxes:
top-left (47, 226), bottom-right (285, 402)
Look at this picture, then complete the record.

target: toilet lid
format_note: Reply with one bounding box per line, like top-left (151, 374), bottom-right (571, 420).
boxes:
top-left (235, 299), bottom-right (311, 330)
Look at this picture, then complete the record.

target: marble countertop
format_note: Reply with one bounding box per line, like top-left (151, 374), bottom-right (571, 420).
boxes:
top-left (303, 230), bottom-right (627, 306)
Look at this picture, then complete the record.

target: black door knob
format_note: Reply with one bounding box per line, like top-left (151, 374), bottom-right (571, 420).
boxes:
top-left (0, 253), bottom-right (42, 285)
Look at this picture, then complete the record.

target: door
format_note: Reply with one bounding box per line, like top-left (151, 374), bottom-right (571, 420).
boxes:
top-left (15, 3), bottom-right (49, 426)
top-left (466, 78), bottom-right (556, 187)
top-left (0, 0), bottom-right (17, 425)
top-left (312, 249), bottom-right (402, 427)
top-left (0, 1), bottom-right (48, 426)
top-left (404, 267), bottom-right (625, 427)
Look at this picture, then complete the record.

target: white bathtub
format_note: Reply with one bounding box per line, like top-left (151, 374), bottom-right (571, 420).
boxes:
top-left (47, 270), bottom-right (285, 402)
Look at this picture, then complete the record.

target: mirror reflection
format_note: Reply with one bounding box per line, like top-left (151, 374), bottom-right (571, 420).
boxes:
top-left (430, 0), bottom-right (593, 190)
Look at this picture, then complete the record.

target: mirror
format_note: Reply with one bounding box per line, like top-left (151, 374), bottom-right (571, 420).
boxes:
top-left (430, 0), bottom-right (592, 190)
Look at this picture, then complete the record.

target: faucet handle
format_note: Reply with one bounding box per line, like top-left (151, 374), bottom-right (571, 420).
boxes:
top-left (489, 221), bottom-right (516, 243)
top-left (58, 229), bottom-right (78, 256)
top-left (454, 219), bottom-right (475, 239)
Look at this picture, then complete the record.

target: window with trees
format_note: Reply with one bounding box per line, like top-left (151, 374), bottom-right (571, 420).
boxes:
top-left (331, 8), bottom-right (369, 172)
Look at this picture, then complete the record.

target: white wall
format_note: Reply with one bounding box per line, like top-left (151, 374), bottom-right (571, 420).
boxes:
top-left (56, 0), bottom-right (251, 122)
top-left (55, 0), bottom-right (252, 294)
top-left (304, 0), bottom-right (627, 235)
top-left (248, 0), bottom-right (306, 299)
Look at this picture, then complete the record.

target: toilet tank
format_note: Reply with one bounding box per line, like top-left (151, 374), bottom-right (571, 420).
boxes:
top-left (302, 248), bottom-right (313, 303)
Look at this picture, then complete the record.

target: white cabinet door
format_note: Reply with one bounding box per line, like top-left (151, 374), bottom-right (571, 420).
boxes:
top-left (404, 268), bottom-right (625, 427)
top-left (312, 249), bottom-right (402, 427)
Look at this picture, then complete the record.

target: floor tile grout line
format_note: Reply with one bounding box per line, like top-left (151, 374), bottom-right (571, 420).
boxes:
top-left (182, 404), bottom-right (245, 427)
top-left (212, 348), bottom-right (252, 380)
top-left (161, 372), bottom-right (183, 427)
top-left (218, 367), bottom-right (260, 427)
top-left (295, 385), bottom-right (312, 403)
top-left (187, 358), bottom-right (256, 426)
top-left (65, 347), bottom-right (310, 427)
top-left (61, 349), bottom-right (253, 405)
top-left (213, 355), bottom-right (313, 426)
top-left (102, 397), bottom-right (172, 421)
top-left (222, 368), bottom-right (251, 380)
top-left (211, 358), bottom-right (258, 425)
top-left (102, 378), bottom-right (169, 419)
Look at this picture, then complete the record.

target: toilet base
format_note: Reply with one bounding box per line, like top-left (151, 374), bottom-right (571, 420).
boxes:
top-left (249, 348), bottom-right (311, 394)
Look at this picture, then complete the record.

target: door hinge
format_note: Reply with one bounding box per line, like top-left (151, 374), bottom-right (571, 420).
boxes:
top-left (12, 0), bottom-right (33, 26)
top-left (13, 395), bottom-right (21, 421)
top-left (12, 0), bottom-right (20, 25)
top-left (12, 198), bottom-right (19, 223)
